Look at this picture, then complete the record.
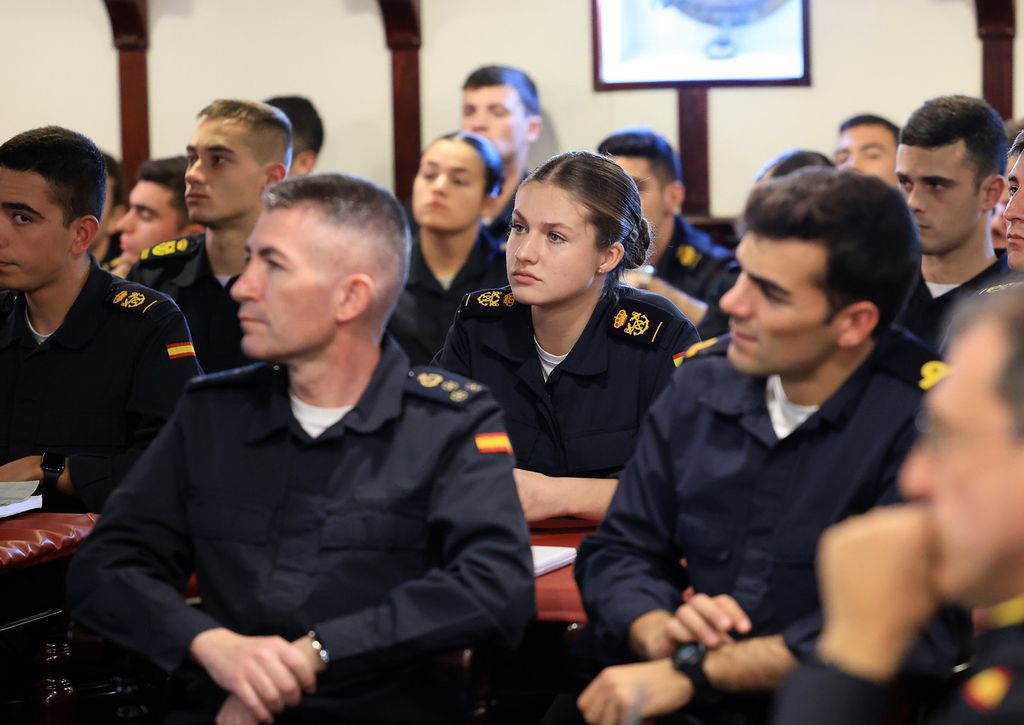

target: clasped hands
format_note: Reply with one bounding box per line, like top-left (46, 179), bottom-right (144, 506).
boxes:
top-left (189, 627), bottom-right (326, 725)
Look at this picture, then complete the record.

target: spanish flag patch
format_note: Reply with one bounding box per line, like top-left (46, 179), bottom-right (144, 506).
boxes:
top-left (475, 432), bottom-right (513, 455)
top-left (166, 342), bottom-right (197, 360)
top-left (962, 666), bottom-right (1012, 713)
top-left (672, 351), bottom-right (686, 367)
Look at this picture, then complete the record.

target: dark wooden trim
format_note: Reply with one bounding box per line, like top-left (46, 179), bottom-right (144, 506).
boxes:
top-left (677, 88), bottom-right (710, 217)
top-left (103, 0), bottom-right (150, 190)
top-left (592, 0), bottom-right (811, 91)
top-left (378, 0), bottom-right (421, 203)
top-left (975, 0), bottom-right (1015, 119)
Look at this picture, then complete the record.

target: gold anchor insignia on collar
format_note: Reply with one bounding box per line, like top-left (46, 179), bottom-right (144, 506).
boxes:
top-left (477, 290), bottom-right (501, 307)
top-left (624, 311), bottom-right (650, 336)
top-left (113, 290), bottom-right (147, 308)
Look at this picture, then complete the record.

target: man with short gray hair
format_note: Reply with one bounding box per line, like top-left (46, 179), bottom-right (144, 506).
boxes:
top-left (69, 174), bottom-right (535, 724)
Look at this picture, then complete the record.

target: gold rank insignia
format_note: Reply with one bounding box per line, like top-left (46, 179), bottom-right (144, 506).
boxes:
top-left (624, 311), bottom-right (650, 336)
top-left (613, 309), bottom-right (628, 329)
top-left (441, 380), bottom-right (459, 392)
top-left (676, 244), bottom-right (703, 269)
top-left (417, 372), bottom-right (444, 388)
top-left (477, 290), bottom-right (501, 307)
top-left (502, 292), bottom-right (515, 307)
top-left (962, 666), bottom-right (1012, 713)
top-left (450, 390), bottom-right (469, 402)
top-left (139, 236), bottom-right (200, 263)
top-left (918, 360), bottom-right (949, 391)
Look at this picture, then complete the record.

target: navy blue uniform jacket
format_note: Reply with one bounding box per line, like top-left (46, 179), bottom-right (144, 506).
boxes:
top-left (67, 339), bottom-right (535, 723)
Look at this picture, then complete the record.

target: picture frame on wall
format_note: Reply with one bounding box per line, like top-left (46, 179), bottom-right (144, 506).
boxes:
top-left (593, 0), bottom-right (811, 89)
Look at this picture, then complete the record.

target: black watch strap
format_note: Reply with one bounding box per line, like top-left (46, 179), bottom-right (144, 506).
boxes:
top-left (672, 641), bottom-right (719, 705)
top-left (39, 452), bottom-right (66, 496)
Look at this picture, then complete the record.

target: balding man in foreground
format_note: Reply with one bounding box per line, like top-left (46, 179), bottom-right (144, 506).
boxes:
top-left (67, 174), bottom-right (535, 724)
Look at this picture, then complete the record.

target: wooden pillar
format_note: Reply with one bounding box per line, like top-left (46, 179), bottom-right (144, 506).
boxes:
top-left (378, 0), bottom-right (421, 203)
top-left (975, 0), bottom-right (1015, 119)
top-left (677, 88), bottom-right (710, 217)
top-left (103, 0), bottom-right (150, 189)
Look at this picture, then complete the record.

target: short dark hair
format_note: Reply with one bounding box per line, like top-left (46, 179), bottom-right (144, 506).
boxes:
top-left (900, 96), bottom-right (1007, 183)
top-left (740, 167), bottom-right (920, 334)
top-left (1009, 129), bottom-right (1024, 159)
top-left (949, 284), bottom-right (1024, 436)
top-left (755, 149), bottom-right (834, 182)
top-left (101, 151), bottom-right (125, 209)
top-left (436, 131), bottom-right (504, 197)
top-left (265, 95), bottom-right (324, 155)
top-left (597, 127), bottom-right (683, 186)
top-left (136, 155), bottom-right (190, 224)
top-left (262, 174), bottom-right (410, 320)
top-left (463, 65), bottom-right (540, 116)
top-left (198, 99), bottom-right (293, 168)
top-left (839, 114), bottom-right (900, 143)
top-left (526, 150), bottom-right (652, 293)
top-left (0, 126), bottom-right (106, 225)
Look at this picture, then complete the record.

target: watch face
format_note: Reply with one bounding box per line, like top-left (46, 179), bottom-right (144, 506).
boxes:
top-left (40, 453), bottom-right (65, 473)
top-left (674, 641), bottom-right (706, 669)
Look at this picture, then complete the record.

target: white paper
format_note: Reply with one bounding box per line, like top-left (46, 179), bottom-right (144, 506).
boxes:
top-left (0, 481), bottom-right (40, 505)
top-left (531, 545), bottom-right (577, 577)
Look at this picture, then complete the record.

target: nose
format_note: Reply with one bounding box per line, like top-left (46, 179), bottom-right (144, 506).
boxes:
top-left (718, 272), bottom-right (749, 319)
top-left (230, 261), bottom-right (258, 304)
top-left (185, 158), bottom-right (204, 186)
top-left (898, 443), bottom-right (935, 501)
top-left (115, 209), bottom-right (135, 234)
top-left (1004, 189), bottom-right (1024, 225)
top-left (512, 230), bottom-right (540, 264)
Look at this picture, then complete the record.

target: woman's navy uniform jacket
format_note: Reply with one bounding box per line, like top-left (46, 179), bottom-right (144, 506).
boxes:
top-left (433, 284), bottom-right (699, 479)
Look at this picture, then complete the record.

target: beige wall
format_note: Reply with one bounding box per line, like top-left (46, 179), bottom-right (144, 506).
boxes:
top-left (0, 0), bottom-right (1003, 216)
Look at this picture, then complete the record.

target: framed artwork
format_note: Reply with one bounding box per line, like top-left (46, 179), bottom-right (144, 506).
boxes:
top-left (593, 0), bottom-right (811, 89)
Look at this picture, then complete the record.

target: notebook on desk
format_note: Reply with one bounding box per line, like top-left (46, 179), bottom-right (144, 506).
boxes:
top-left (531, 545), bottom-right (576, 577)
top-left (0, 481), bottom-right (43, 519)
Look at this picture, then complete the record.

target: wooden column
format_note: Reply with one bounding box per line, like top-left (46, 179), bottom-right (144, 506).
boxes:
top-left (677, 88), bottom-right (710, 217)
top-left (378, 0), bottom-right (421, 203)
top-left (975, 0), bottom-right (1015, 119)
top-left (103, 0), bottom-right (150, 189)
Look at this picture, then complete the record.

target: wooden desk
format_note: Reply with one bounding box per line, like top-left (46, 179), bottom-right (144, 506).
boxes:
top-left (532, 531), bottom-right (588, 624)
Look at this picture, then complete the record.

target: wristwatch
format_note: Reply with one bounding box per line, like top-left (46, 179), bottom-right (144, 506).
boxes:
top-left (39, 452), bottom-right (66, 495)
top-left (672, 641), bottom-right (719, 704)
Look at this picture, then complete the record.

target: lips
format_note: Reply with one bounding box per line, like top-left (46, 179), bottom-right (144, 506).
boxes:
top-left (510, 269), bottom-right (538, 283)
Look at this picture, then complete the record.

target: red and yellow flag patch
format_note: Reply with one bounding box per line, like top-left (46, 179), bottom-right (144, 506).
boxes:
top-left (672, 351), bottom-right (686, 368)
top-left (166, 342), bottom-right (197, 360)
top-left (475, 432), bottom-right (513, 455)
top-left (962, 666), bottom-right (1012, 713)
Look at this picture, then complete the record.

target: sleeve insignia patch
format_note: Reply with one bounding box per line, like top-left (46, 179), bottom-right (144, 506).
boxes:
top-left (672, 350), bottom-right (686, 367)
top-left (475, 432), bottom-right (513, 455)
top-left (919, 360), bottom-right (949, 391)
top-left (676, 244), bottom-right (704, 269)
top-left (978, 281), bottom-right (1023, 296)
top-left (166, 342), bottom-right (196, 360)
top-left (961, 666), bottom-right (1012, 713)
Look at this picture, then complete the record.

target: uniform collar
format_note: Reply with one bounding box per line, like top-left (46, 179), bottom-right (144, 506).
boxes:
top-left (407, 226), bottom-right (503, 292)
top-left (0, 258), bottom-right (110, 352)
top-left (698, 328), bottom-right (908, 444)
top-left (477, 291), bottom-right (613, 378)
top-left (243, 337), bottom-right (410, 443)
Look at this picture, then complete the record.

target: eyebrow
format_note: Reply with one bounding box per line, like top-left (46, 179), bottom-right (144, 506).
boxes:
top-left (186, 144), bottom-right (237, 156)
top-left (511, 209), bottom-right (575, 231)
top-left (130, 202), bottom-right (158, 215)
top-left (422, 161), bottom-right (472, 174)
top-left (1, 201), bottom-right (43, 218)
top-left (747, 271), bottom-right (792, 301)
top-left (856, 142), bottom-right (890, 153)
